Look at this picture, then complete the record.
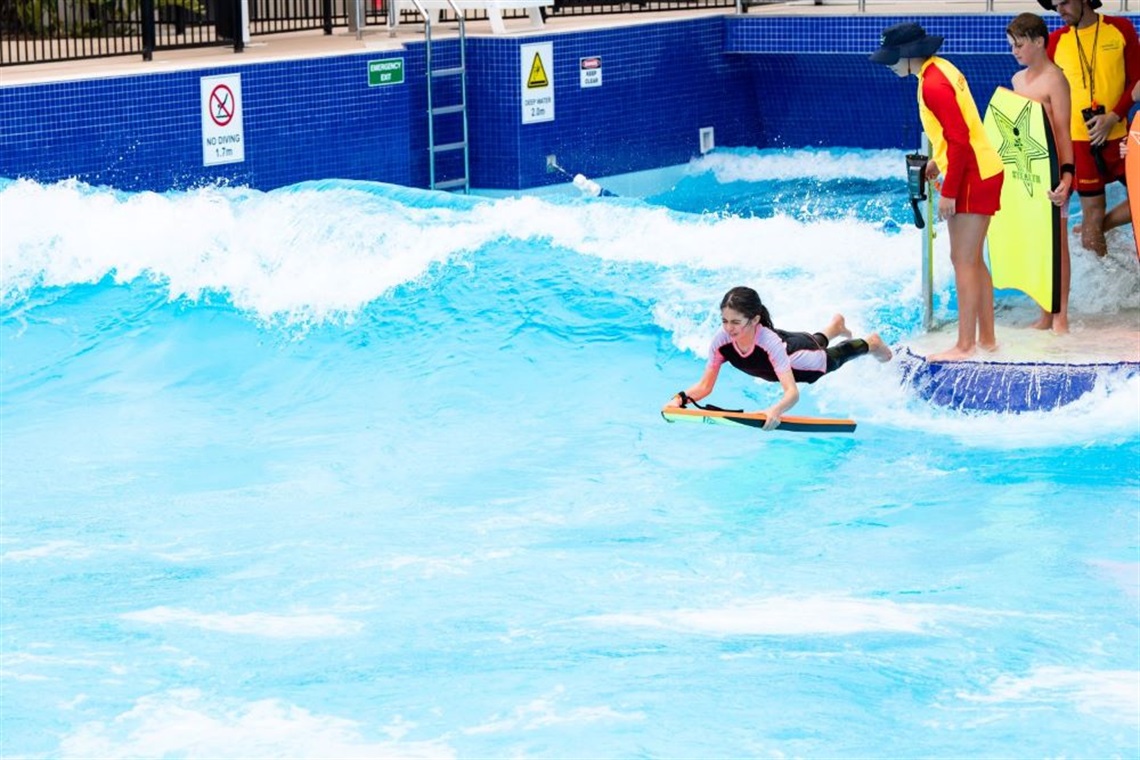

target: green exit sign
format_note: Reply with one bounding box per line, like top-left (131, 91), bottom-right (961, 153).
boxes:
top-left (368, 59), bottom-right (404, 87)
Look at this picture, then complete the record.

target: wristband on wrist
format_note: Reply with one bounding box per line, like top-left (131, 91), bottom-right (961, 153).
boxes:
top-left (1060, 163), bottom-right (1075, 178)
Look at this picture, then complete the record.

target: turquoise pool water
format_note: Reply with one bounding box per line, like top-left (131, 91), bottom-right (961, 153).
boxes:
top-left (2, 149), bottom-right (1138, 758)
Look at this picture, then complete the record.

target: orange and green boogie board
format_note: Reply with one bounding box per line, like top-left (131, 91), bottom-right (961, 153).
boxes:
top-left (661, 405), bottom-right (857, 434)
top-left (1127, 112), bottom-right (1140, 261)
top-left (983, 87), bottom-right (1061, 313)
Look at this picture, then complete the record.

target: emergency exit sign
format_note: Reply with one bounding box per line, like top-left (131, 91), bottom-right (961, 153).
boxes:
top-left (368, 59), bottom-right (404, 86)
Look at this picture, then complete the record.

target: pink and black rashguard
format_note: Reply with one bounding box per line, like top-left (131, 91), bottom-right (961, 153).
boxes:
top-left (707, 326), bottom-right (870, 384)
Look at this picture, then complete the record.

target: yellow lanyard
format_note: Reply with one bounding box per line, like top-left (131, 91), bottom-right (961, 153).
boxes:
top-left (1075, 16), bottom-right (1102, 105)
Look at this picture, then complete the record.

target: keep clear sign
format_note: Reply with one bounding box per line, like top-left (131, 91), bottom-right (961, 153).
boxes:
top-left (201, 73), bottom-right (245, 166)
top-left (580, 56), bottom-right (601, 88)
top-left (521, 42), bottom-right (553, 125)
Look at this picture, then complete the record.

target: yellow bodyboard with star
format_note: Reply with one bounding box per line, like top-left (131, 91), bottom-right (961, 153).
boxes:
top-left (983, 87), bottom-right (1060, 313)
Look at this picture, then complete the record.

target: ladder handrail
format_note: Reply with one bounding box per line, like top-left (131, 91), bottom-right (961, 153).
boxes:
top-left (408, 0), bottom-right (470, 193)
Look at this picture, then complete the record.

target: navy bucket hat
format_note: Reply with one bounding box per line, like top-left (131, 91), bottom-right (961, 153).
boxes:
top-left (869, 22), bottom-right (945, 65)
top-left (1036, 0), bottom-right (1102, 9)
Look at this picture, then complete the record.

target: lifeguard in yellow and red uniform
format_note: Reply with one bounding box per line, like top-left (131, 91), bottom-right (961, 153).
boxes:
top-left (1041, 0), bottom-right (1140, 256)
top-left (870, 22), bottom-right (1004, 362)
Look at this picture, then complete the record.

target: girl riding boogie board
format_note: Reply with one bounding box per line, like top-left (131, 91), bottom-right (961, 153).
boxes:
top-left (664, 286), bottom-right (893, 431)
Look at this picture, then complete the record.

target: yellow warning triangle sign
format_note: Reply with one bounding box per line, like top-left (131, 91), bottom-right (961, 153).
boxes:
top-left (527, 52), bottom-right (549, 89)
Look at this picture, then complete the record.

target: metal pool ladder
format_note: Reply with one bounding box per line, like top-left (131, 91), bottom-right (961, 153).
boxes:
top-left (409, 0), bottom-right (471, 193)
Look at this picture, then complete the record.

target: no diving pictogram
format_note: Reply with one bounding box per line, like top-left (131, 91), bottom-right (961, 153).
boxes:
top-left (209, 84), bottom-right (235, 127)
top-left (201, 73), bottom-right (244, 166)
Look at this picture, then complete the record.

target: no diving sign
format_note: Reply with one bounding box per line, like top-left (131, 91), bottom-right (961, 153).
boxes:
top-left (201, 74), bottom-right (245, 166)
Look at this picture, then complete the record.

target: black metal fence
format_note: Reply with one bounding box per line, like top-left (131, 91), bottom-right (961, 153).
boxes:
top-left (1, 0), bottom-right (748, 66)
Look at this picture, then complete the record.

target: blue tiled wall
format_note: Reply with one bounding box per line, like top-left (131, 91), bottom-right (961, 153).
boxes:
top-left (0, 53), bottom-right (413, 191)
top-left (465, 18), bottom-right (759, 188)
top-left (743, 53), bottom-right (1024, 149)
top-left (723, 12), bottom-right (1063, 55)
top-left (726, 13), bottom-right (1083, 150)
top-left (2, 12), bottom-right (1135, 192)
top-left (397, 18), bottom-right (758, 188)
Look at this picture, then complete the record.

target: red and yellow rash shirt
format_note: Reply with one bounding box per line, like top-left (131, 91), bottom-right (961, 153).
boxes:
top-left (1048, 14), bottom-right (1140, 141)
top-left (917, 57), bottom-right (1003, 201)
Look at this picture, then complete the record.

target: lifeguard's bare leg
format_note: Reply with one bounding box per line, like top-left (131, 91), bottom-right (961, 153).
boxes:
top-left (1077, 194), bottom-right (1109, 257)
top-left (928, 213), bottom-right (995, 361)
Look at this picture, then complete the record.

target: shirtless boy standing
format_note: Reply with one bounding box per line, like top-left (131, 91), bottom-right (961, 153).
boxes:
top-left (1008, 12), bottom-right (1075, 333)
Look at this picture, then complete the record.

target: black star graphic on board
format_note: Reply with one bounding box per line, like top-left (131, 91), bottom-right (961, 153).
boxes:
top-left (993, 101), bottom-right (1050, 197)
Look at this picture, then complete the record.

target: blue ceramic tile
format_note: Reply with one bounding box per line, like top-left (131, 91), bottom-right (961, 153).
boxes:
top-left (2, 12), bottom-right (1136, 191)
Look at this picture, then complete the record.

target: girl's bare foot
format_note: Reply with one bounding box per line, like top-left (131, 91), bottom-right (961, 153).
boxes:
top-left (1052, 314), bottom-right (1069, 334)
top-left (1030, 314), bottom-right (1053, 330)
top-left (866, 332), bottom-right (892, 362)
top-left (825, 313), bottom-right (853, 341)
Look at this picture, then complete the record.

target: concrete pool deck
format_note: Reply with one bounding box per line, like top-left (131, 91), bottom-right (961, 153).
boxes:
top-left (906, 309), bottom-right (1140, 365)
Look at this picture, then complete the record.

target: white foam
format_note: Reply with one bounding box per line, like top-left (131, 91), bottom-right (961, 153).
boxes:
top-left (690, 148), bottom-right (905, 182)
top-left (5, 159), bottom-right (1136, 336)
top-left (0, 170), bottom-right (919, 333)
top-left (1, 540), bottom-right (93, 562)
top-left (1069, 235), bottom-right (1140, 313)
top-left (581, 596), bottom-right (1035, 637)
top-left (632, 153), bottom-right (1139, 443)
top-left (829, 362), bottom-right (1140, 447)
top-left (647, 216), bottom-right (923, 361)
top-left (0, 179), bottom-right (484, 325)
top-left (463, 686), bottom-right (644, 735)
top-left (1, 650), bottom-right (113, 682)
top-left (957, 666), bottom-right (1140, 724)
top-left (4, 159), bottom-right (1137, 444)
top-left (120, 606), bottom-right (362, 638)
top-left (55, 689), bottom-right (456, 759)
